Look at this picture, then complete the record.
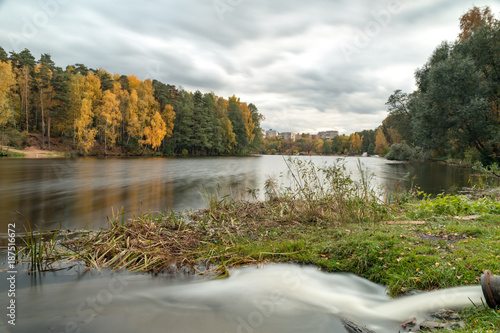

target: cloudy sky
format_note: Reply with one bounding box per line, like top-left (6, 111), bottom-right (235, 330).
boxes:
top-left (1, 0), bottom-right (499, 135)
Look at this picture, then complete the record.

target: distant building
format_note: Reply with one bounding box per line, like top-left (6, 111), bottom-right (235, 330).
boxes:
top-left (318, 130), bottom-right (339, 140)
top-left (279, 132), bottom-right (296, 141)
top-left (266, 129), bottom-right (278, 137)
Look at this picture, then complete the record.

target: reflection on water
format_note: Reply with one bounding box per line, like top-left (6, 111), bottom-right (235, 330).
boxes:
top-left (0, 264), bottom-right (483, 333)
top-left (0, 156), bottom-right (479, 235)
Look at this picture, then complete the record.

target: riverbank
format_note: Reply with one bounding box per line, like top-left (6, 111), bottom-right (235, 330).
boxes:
top-left (0, 145), bottom-right (69, 158)
top-left (18, 159), bottom-right (500, 331)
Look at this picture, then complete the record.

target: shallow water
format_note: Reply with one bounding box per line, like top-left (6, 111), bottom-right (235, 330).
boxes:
top-left (0, 264), bottom-right (484, 333)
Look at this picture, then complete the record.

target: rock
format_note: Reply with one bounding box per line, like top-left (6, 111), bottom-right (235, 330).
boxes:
top-left (420, 321), bottom-right (446, 329)
top-left (401, 317), bottom-right (417, 329)
top-left (341, 318), bottom-right (377, 333)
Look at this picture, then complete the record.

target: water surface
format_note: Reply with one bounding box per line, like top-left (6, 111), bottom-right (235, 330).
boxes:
top-left (0, 264), bottom-right (483, 333)
top-left (0, 156), bottom-right (477, 236)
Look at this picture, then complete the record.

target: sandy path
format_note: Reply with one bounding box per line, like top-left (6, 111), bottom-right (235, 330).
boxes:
top-left (1, 145), bottom-right (67, 158)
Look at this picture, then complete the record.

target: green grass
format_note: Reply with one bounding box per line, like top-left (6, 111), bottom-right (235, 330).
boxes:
top-left (0, 150), bottom-right (26, 157)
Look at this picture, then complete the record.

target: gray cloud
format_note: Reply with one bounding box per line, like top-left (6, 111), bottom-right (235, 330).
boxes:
top-left (1, 0), bottom-right (499, 134)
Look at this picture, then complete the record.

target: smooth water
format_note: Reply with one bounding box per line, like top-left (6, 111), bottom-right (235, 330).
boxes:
top-left (0, 264), bottom-right (484, 333)
top-left (0, 155), bottom-right (476, 236)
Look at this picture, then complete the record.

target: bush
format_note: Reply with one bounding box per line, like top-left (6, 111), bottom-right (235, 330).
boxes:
top-left (386, 143), bottom-right (426, 161)
top-left (1, 128), bottom-right (27, 149)
top-left (386, 143), bottom-right (413, 161)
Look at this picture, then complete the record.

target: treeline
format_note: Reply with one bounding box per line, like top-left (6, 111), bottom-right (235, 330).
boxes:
top-left (262, 130), bottom-right (376, 156)
top-left (0, 46), bottom-right (263, 156)
top-left (376, 6), bottom-right (500, 166)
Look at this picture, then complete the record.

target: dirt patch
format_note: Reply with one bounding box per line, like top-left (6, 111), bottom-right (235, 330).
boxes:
top-left (1, 133), bottom-right (72, 158)
top-left (1, 145), bottom-right (66, 158)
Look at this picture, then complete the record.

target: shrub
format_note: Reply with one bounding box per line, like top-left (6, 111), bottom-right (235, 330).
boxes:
top-left (386, 143), bottom-right (426, 161)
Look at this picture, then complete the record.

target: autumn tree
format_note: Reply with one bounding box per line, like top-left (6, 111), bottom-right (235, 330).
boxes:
top-left (228, 96), bottom-right (256, 154)
top-left (0, 60), bottom-right (16, 149)
top-left (374, 128), bottom-right (389, 154)
top-left (249, 103), bottom-right (263, 152)
top-left (10, 49), bottom-right (35, 133)
top-left (0, 45), bottom-right (266, 156)
top-left (161, 104), bottom-right (175, 141)
top-left (70, 72), bottom-right (101, 154)
top-left (215, 96), bottom-right (236, 153)
top-left (74, 98), bottom-right (97, 155)
top-left (140, 111), bottom-right (167, 150)
top-left (458, 6), bottom-right (494, 41)
top-left (349, 133), bottom-right (363, 154)
top-left (100, 89), bottom-right (120, 152)
top-left (314, 138), bottom-right (324, 154)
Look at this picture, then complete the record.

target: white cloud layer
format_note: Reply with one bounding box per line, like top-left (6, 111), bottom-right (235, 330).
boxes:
top-left (1, 0), bottom-right (499, 134)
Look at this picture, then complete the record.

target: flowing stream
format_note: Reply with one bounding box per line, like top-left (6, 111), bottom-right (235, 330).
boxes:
top-left (1, 264), bottom-right (484, 333)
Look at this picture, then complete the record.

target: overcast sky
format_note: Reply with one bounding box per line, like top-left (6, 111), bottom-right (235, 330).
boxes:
top-left (1, 0), bottom-right (499, 134)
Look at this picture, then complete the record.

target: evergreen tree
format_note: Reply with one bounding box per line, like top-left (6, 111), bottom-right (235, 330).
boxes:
top-left (47, 67), bottom-right (70, 150)
top-left (228, 96), bottom-right (249, 154)
top-left (35, 54), bottom-right (55, 148)
top-left (172, 89), bottom-right (193, 154)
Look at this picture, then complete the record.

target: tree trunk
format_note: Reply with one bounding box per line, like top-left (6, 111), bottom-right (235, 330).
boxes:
top-left (104, 125), bottom-right (107, 156)
top-left (47, 117), bottom-right (51, 151)
top-left (41, 88), bottom-right (45, 150)
top-left (24, 67), bottom-right (29, 133)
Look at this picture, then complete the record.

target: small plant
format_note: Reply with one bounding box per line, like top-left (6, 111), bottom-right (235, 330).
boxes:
top-left (404, 193), bottom-right (500, 219)
top-left (19, 213), bottom-right (64, 273)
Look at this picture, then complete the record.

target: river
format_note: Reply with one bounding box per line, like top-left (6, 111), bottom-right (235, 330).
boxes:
top-left (0, 155), bottom-right (490, 333)
top-left (0, 155), bottom-right (477, 235)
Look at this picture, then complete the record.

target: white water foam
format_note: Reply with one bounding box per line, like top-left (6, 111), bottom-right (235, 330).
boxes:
top-left (3, 264), bottom-right (485, 333)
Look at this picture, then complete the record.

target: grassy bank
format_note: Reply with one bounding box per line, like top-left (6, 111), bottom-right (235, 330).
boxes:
top-left (19, 158), bottom-right (500, 331)
top-left (0, 149), bottom-right (26, 157)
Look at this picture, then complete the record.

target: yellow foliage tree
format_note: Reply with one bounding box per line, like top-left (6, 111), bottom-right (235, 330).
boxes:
top-left (69, 72), bottom-right (102, 154)
top-left (315, 138), bottom-right (324, 153)
top-left (239, 102), bottom-right (255, 143)
top-left (215, 96), bottom-right (236, 153)
top-left (375, 129), bottom-right (389, 154)
top-left (161, 104), bottom-right (176, 139)
top-left (140, 111), bottom-right (167, 150)
top-left (100, 90), bottom-right (120, 152)
top-left (128, 77), bottom-right (159, 148)
top-left (349, 133), bottom-right (363, 153)
top-left (75, 98), bottom-right (97, 155)
top-left (0, 61), bottom-right (16, 149)
top-left (127, 89), bottom-right (141, 140)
